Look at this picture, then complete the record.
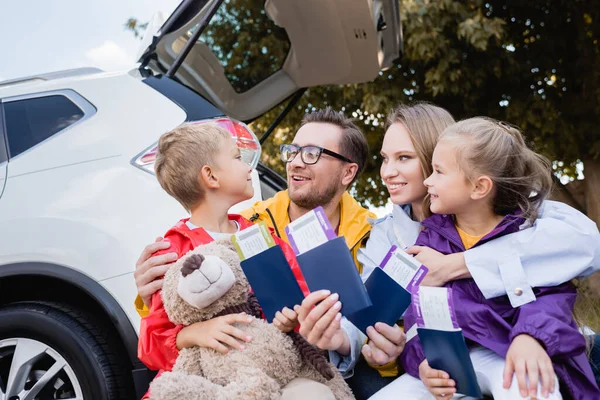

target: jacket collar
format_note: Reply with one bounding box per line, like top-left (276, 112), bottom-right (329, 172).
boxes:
top-left (251, 190), bottom-right (375, 250)
top-left (168, 214), bottom-right (253, 247)
top-left (421, 212), bottom-right (525, 250)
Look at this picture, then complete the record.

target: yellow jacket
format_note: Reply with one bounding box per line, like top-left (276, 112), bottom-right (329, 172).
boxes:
top-left (240, 190), bottom-right (374, 273)
top-left (134, 190), bottom-right (398, 376)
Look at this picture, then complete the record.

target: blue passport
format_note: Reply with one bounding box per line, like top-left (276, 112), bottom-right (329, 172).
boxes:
top-left (346, 267), bottom-right (412, 334)
top-left (417, 328), bottom-right (482, 398)
top-left (240, 245), bottom-right (305, 323)
top-left (296, 237), bottom-right (371, 316)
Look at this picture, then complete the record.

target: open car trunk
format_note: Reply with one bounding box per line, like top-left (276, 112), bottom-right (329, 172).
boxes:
top-left (138, 0), bottom-right (402, 122)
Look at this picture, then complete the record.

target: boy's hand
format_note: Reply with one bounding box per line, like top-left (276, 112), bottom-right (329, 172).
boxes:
top-left (503, 334), bottom-right (555, 399)
top-left (419, 359), bottom-right (456, 399)
top-left (176, 312), bottom-right (254, 354)
top-left (361, 322), bottom-right (406, 366)
top-left (273, 307), bottom-right (299, 333)
top-left (295, 291), bottom-right (350, 355)
top-left (135, 237), bottom-right (177, 306)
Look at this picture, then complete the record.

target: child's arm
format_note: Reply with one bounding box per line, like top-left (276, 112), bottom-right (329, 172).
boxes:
top-left (464, 201), bottom-right (599, 305)
top-left (419, 359), bottom-right (457, 399)
top-left (504, 283), bottom-right (585, 398)
top-left (509, 283), bottom-right (585, 358)
top-left (503, 334), bottom-right (555, 399)
top-left (138, 291), bottom-right (255, 370)
top-left (137, 291), bottom-right (185, 371)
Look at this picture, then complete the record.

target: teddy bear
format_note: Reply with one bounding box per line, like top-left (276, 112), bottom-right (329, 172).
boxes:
top-left (148, 238), bottom-right (355, 400)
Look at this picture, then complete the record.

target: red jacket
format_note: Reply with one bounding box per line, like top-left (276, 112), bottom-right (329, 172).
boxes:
top-left (138, 215), bottom-right (308, 397)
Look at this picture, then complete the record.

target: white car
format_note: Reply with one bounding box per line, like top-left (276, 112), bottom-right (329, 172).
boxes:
top-left (0, 0), bottom-right (402, 398)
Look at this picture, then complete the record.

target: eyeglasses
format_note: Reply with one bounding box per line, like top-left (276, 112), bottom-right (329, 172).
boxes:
top-left (279, 144), bottom-right (354, 165)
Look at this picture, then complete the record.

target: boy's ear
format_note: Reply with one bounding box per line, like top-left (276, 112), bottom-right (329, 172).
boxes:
top-left (340, 163), bottom-right (359, 187)
top-left (200, 165), bottom-right (220, 189)
top-left (470, 175), bottom-right (494, 200)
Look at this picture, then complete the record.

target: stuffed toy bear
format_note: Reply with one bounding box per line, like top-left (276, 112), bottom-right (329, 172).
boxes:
top-left (148, 239), bottom-right (355, 400)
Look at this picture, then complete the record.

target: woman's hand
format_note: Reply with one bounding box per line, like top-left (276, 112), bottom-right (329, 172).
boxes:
top-left (295, 291), bottom-right (350, 355)
top-left (503, 334), bottom-right (555, 399)
top-left (407, 246), bottom-right (470, 286)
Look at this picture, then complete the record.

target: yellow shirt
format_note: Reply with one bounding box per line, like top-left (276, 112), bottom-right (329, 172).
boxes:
top-left (456, 225), bottom-right (485, 250)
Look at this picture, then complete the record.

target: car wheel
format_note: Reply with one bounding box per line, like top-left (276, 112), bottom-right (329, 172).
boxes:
top-left (0, 302), bottom-right (133, 399)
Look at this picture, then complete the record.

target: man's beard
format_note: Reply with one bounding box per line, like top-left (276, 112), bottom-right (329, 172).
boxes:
top-left (289, 172), bottom-right (342, 211)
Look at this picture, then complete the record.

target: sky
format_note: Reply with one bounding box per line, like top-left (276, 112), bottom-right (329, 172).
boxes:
top-left (0, 0), bottom-right (181, 81)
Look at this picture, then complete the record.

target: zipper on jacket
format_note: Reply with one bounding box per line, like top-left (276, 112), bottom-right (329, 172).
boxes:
top-left (265, 208), bottom-right (282, 238)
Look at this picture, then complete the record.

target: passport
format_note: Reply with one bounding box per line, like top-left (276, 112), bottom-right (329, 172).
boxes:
top-left (296, 236), bottom-right (371, 316)
top-left (417, 328), bottom-right (482, 398)
top-left (346, 266), bottom-right (412, 334)
top-left (240, 245), bottom-right (305, 322)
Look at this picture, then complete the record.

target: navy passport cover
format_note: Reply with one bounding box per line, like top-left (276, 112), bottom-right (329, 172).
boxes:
top-left (240, 245), bottom-right (305, 323)
top-left (296, 237), bottom-right (371, 316)
top-left (346, 267), bottom-right (411, 334)
top-left (417, 328), bottom-right (482, 398)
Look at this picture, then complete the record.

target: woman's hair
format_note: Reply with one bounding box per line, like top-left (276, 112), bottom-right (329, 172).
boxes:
top-left (440, 117), bottom-right (553, 221)
top-left (386, 102), bottom-right (456, 214)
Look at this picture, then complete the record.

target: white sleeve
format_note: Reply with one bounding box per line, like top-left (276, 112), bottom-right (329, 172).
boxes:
top-left (328, 318), bottom-right (367, 378)
top-left (465, 201), bottom-right (599, 307)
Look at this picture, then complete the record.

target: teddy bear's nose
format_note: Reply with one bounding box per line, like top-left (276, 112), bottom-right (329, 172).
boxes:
top-left (200, 258), bottom-right (223, 283)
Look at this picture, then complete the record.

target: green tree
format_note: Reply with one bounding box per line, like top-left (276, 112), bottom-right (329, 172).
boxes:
top-left (126, 0), bottom-right (600, 224)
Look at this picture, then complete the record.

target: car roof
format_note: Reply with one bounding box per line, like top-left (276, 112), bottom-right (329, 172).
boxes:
top-left (0, 68), bottom-right (108, 98)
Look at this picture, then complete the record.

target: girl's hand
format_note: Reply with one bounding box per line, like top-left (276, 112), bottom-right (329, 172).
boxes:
top-left (503, 334), bottom-right (555, 399)
top-left (273, 307), bottom-right (299, 333)
top-left (419, 359), bottom-right (456, 399)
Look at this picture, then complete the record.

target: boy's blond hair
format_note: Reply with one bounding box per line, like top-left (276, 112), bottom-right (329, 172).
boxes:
top-left (155, 123), bottom-right (232, 211)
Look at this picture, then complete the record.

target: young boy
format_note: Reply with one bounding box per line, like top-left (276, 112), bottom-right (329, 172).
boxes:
top-left (138, 123), bottom-right (309, 398)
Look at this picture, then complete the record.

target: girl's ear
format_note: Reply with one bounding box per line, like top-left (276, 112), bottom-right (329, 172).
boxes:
top-left (200, 165), bottom-right (220, 189)
top-left (471, 175), bottom-right (494, 200)
top-left (340, 163), bottom-right (359, 187)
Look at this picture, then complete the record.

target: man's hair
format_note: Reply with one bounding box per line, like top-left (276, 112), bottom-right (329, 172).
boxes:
top-left (301, 107), bottom-right (368, 185)
top-left (154, 123), bottom-right (231, 212)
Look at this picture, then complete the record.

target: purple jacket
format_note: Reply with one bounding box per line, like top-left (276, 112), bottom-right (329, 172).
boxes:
top-left (400, 213), bottom-right (599, 400)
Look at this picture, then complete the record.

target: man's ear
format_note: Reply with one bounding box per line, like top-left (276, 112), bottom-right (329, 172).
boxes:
top-left (200, 165), bottom-right (220, 189)
top-left (471, 175), bottom-right (494, 200)
top-left (340, 163), bottom-right (359, 187)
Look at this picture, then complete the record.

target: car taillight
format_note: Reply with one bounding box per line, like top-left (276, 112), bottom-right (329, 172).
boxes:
top-left (132, 117), bottom-right (262, 175)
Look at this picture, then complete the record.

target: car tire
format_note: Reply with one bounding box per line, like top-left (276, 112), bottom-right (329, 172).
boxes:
top-left (0, 301), bottom-right (133, 400)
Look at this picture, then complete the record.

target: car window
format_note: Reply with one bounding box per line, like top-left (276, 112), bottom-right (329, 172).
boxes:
top-left (4, 95), bottom-right (84, 157)
top-left (188, 0), bottom-right (291, 93)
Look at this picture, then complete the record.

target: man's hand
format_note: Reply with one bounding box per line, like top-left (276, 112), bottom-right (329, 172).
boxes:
top-left (407, 246), bottom-right (470, 286)
top-left (503, 334), bottom-right (555, 399)
top-left (134, 237), bottom-right (178, 306)
top-left (295, 290), bottom-right (350, 355)
top-left (419, 359), bottom-right (456, 400)
top-left (361, 322), bottom-right (406, 366)
top-left (273, 307), bottom-right (299, 333)
top-left (176, 313), bottom-right (254, 353)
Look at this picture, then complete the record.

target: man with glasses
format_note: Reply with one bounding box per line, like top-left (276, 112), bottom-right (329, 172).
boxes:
top-left (133, 107), bottom-right (399, 399)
